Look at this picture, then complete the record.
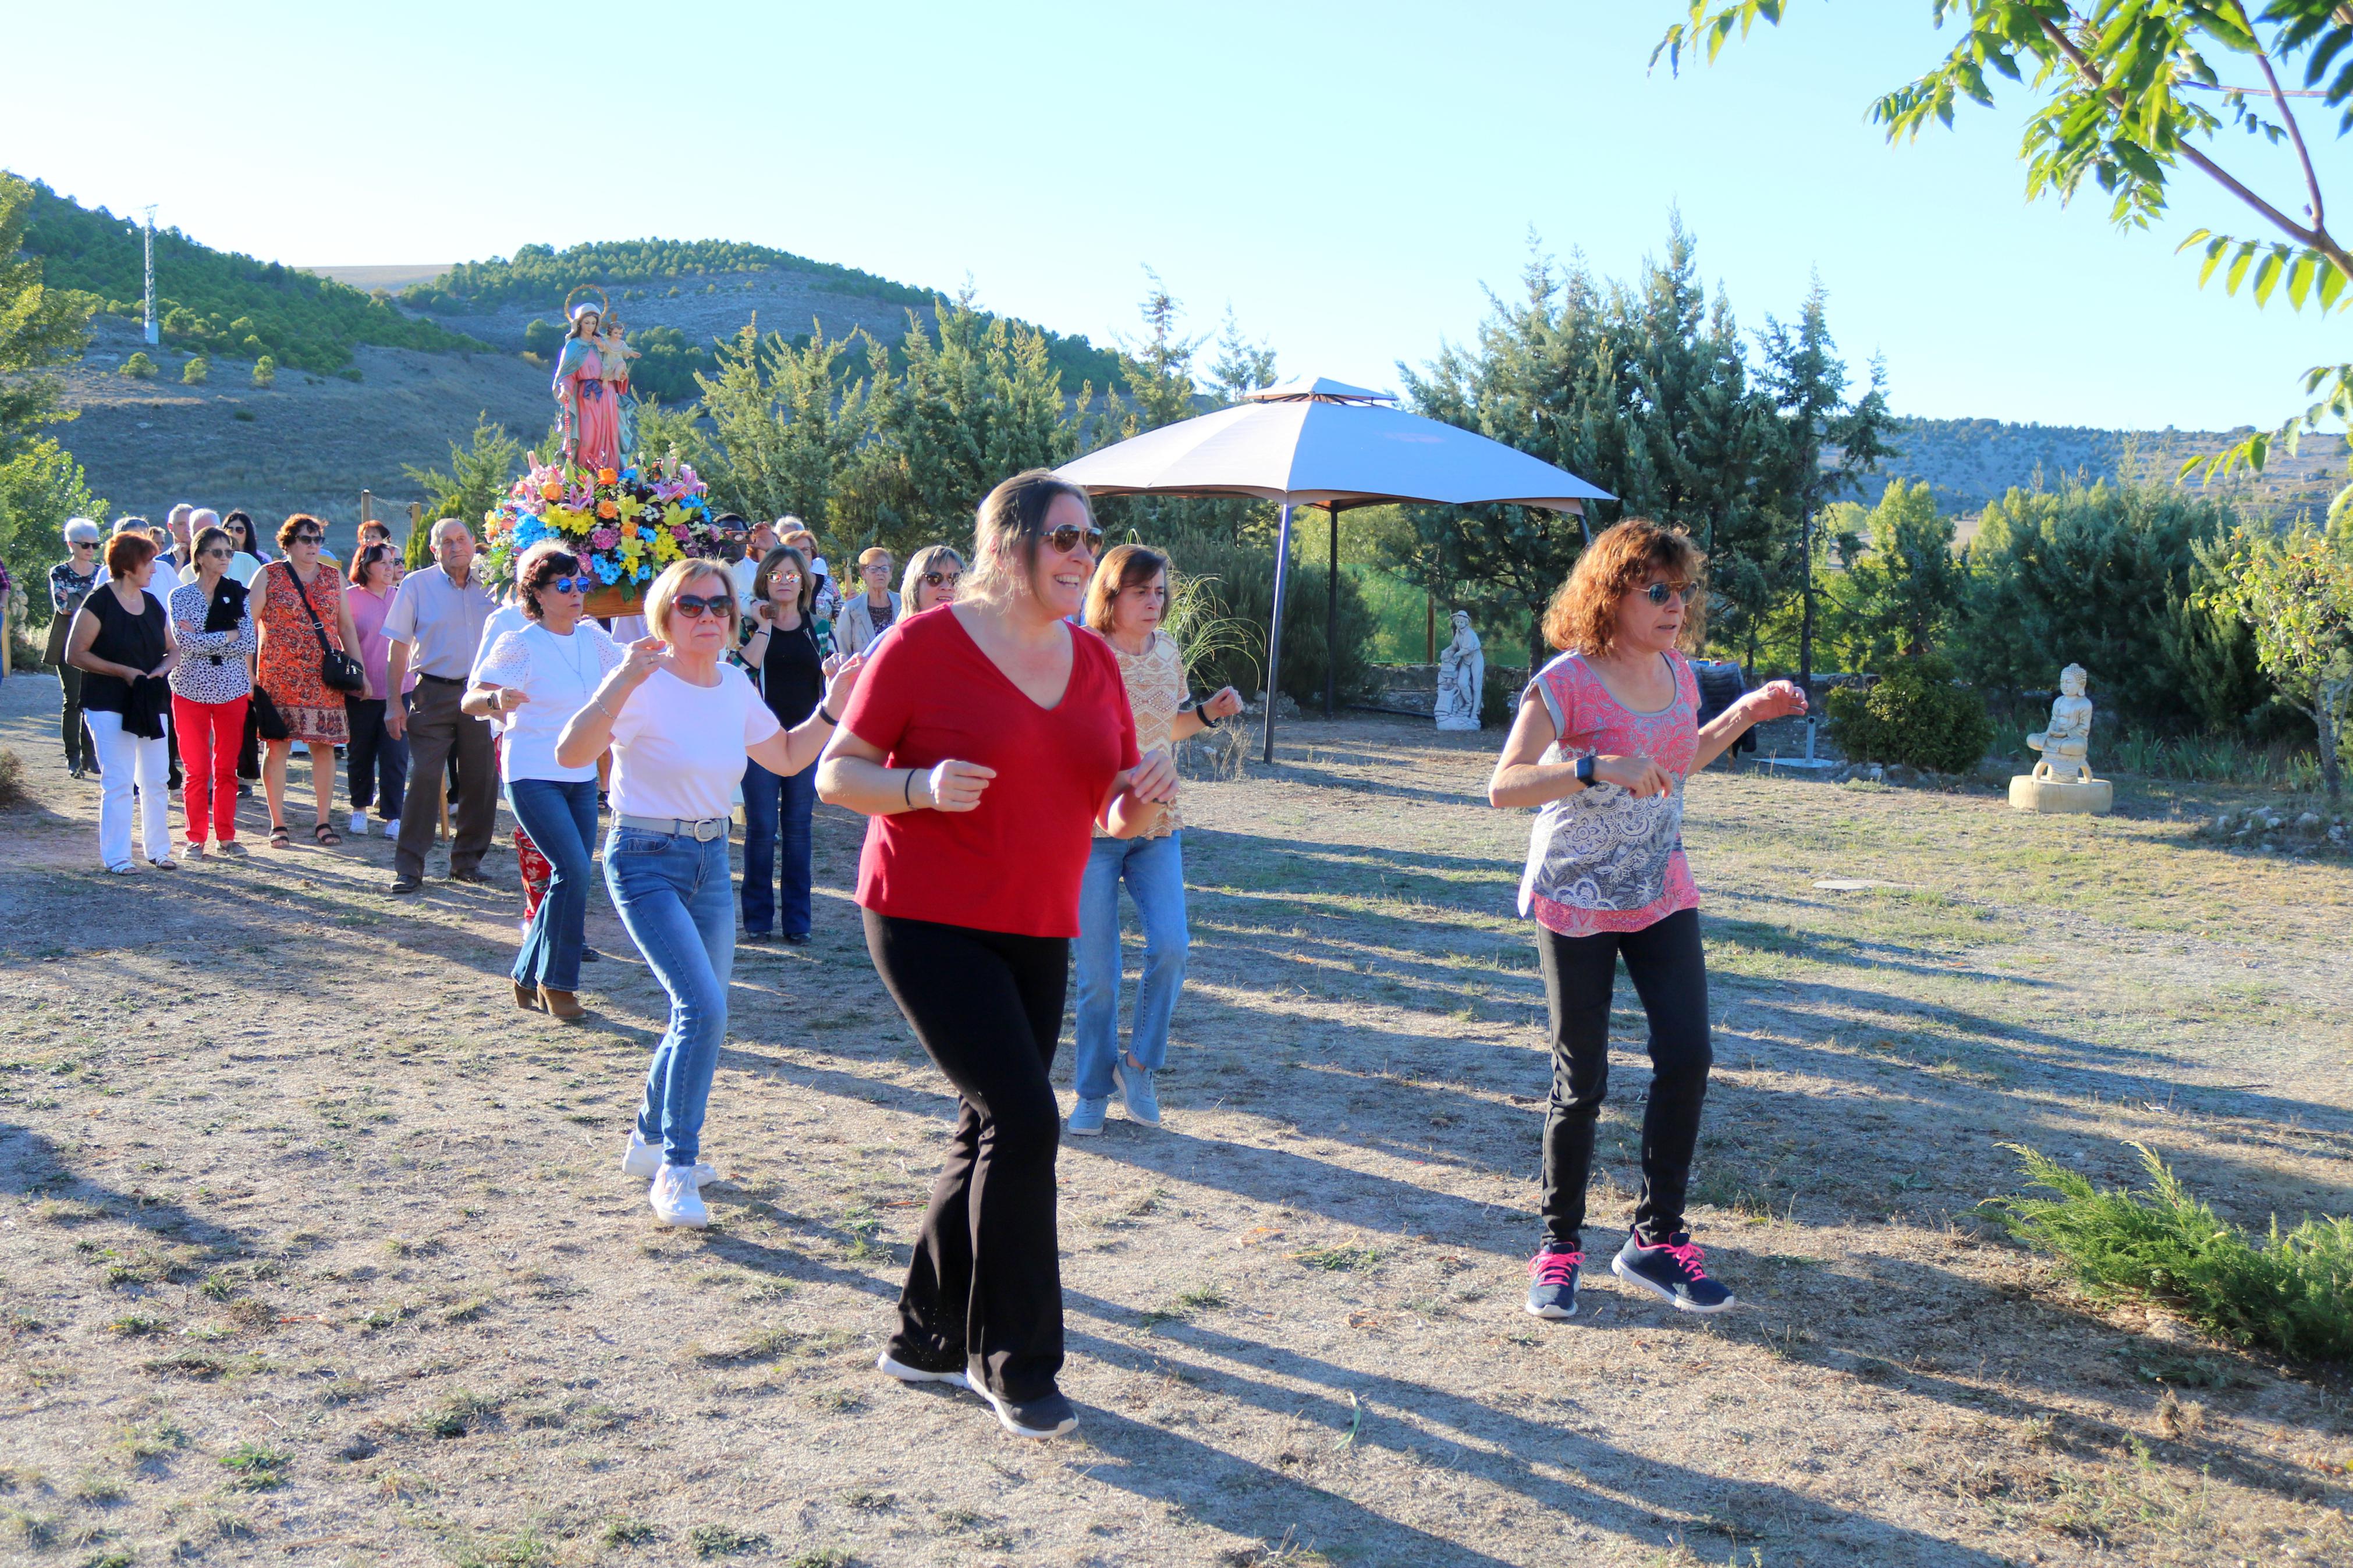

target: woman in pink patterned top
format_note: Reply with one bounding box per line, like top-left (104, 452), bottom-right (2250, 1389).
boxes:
top-left (1486, 519), bottom-right (1805, 1324)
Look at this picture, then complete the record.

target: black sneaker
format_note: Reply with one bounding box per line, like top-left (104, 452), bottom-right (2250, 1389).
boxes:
top-left (971, 1377), bottom-right (1077, 1439)
top-left (580, 948), bottom-right (602, 963)
top-left (1612, 1227), bottom-right (1734, 1313)
top-left (1524, 1248), bottom-right (1582, 1320)
top-left (780, 932), bottom-right (811, 946)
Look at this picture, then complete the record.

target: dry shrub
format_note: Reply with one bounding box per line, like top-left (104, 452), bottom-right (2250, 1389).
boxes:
top-left (0, 749), bottom-right (26, 810)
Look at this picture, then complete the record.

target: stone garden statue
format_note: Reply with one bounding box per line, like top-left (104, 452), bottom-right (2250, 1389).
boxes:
top-left (2010, 663), bottom-right (2111, 813)
top-left (1433, 610), bottom-right (1484, 731)
top-left (2027, 663), bottom-right (2095, 783)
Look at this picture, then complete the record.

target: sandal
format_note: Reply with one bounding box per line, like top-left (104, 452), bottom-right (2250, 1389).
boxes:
top-left (313, 823), bottom-right (342, 847)
top-left (269, 824), bottom-right (292, 850)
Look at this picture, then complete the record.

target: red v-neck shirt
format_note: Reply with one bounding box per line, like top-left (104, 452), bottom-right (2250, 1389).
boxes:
top-left (840, 605), bottom-right (1140, 938)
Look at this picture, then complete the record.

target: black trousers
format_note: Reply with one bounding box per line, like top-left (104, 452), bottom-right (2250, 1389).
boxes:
top-left (393, 679), bottom-right (494, 879)
top-left (1536, 906), bottom-right (1713, 1251)
top-left (55, 664), bottom-right (95, 771)
top-left (865, 910), bottom-right (1070, 1402)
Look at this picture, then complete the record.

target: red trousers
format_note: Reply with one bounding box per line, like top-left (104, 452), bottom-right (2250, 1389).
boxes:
top-left (173, 694), bottom-right (249, 845)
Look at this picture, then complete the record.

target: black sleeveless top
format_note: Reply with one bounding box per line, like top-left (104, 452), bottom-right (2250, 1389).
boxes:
top-left (757, 614), bottom-right (824, 727)
top-left (81, 586), bottom-right (166, 714)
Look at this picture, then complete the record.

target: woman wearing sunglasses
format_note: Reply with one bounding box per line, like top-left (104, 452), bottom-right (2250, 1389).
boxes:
top-left (556, 559), bottom-right (862, 1225)
top-left (466, 548), bottom-right (618, 1019)
top-left (1486, 517), bottom-right (1805, 1327)
top-left (345, 542), bottom-right (413, 843)
top-left (737, 542), bottom-right (826, 944)
top-left (248, 514), bottom-right (361, 849)
top-left (165, 525), bottom-right (258, 857)
top-left (817, 470), bottom-right (1179, 1441)
top-left (899, 545), bottom-right (963, 615)
top-left (48, 518), bottom-right (106, 777)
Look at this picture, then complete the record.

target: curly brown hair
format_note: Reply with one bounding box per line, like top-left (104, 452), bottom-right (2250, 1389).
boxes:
top-left (1540, 518), bottom-right (1708, 657)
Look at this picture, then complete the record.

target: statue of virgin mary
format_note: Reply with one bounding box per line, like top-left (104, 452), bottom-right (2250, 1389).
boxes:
top-left (552, 298), bottom-right (620, 473)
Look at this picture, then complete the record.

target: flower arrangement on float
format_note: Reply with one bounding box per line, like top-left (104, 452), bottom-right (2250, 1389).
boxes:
top-left (481, 454), bottom-right (730, 615)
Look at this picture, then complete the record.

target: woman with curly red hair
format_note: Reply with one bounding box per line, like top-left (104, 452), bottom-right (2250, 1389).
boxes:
top-left (1486, 517), bottom-right (1805, 1322)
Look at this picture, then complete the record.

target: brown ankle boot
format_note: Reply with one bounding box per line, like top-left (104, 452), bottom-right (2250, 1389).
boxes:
top-left (538, 986), bottom-right (585, 1021)
top-left (512, 980), bottom-right (538, 1011)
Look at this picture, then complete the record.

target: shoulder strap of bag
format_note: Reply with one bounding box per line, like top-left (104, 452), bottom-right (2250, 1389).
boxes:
top-left (283, 561), bottom-right (336, 655)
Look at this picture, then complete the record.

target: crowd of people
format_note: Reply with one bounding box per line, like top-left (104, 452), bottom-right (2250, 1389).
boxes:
top-left (38, 477), bottom-right (1804, 1444)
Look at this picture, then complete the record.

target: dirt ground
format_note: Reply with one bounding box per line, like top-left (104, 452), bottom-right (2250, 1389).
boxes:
top-left (0, 670), bottom-right (2347, 1568)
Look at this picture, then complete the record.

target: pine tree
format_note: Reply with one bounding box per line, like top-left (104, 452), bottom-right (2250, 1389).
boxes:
top-left (0, 173), bottom-right (97, 453)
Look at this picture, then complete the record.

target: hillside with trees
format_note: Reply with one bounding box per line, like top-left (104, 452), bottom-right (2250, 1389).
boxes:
top-left (1862, 417), bottom-right (2347, 515)
top-left (15, 178), bottom-right (491, 373)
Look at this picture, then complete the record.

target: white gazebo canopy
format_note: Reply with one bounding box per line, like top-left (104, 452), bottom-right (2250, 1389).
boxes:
top-left (1057, 376), bottom-right (1612, 759)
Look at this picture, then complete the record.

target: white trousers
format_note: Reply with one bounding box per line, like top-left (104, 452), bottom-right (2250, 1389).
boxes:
top-left (86, 709), bottom-right (173, 868)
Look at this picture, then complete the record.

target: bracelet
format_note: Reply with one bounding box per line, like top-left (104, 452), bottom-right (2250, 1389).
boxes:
top-left (903, 769), bottom-right (917, 808)
top-left (591, 692), bottom-right (615, 720)
top-left (817, 706), bottom-right (838, 727)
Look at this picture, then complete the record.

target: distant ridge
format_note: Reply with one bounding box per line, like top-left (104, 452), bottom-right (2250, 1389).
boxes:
top-left (1862, 414), bottom-right (2345, 514)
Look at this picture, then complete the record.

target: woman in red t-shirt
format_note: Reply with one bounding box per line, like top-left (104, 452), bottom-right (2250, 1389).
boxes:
top-left (819, 470), bottom-right (1177, 1440)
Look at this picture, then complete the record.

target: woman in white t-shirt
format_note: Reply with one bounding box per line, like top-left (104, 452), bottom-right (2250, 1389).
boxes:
top-left (468, 549), bottom-right (620, 1021)
top-left (556, 558), bottom-right (863, 1227)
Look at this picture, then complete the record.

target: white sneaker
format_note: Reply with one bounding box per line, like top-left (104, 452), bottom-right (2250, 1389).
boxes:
top-left (648, 1164), bottom-right (708, 1228)
top-left (349, 810), bottom-right (368, 836)
top-left (383, 818), bottom-right (400, 842)
top-left (621, 1130), bottom-right (715, 1185)
top-left (876, 1352), bottom-right (969, 1390)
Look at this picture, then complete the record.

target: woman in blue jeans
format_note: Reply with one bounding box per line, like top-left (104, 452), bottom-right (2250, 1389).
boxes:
top-left (556, 559), bottom-right (861, 1228)
top-left (737, 543), bottom-right (822, 943)
top-left (1069, 546), bottom-right (1243, 1134)
top-left (467, 546), bottom-right (620, 1019)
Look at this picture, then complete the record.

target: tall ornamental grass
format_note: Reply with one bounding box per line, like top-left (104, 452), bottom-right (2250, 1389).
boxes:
top-left (1990, 1143), bottom-right (2353, 1364)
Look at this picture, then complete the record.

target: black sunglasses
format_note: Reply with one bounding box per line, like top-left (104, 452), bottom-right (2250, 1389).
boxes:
top-left (201, 547), bottom-right (233, 560)
top-left (671, 593), bottom-right (733, 620)
top-left (1642, 581), bottom-right (1695, 606)
top-left (1046, 523), bottom-right (1103, 556)
top-left (71, 539), bottom-right (97, 549)
top-left (922, 570), bottom-right (959, 587)
top-left (290, 531), bottom-right (324, 544)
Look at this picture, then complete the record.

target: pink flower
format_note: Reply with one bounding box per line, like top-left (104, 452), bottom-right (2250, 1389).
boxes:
top-left (670, 526), bottom-right (690, 544)
top-left (590, 528), bottom-right (619, 549)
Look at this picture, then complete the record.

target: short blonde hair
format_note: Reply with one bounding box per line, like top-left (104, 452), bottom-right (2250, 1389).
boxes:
top-left (643, 559), bottom-right (739, 644)
top-left (857, 546), bottom-right (893, 571)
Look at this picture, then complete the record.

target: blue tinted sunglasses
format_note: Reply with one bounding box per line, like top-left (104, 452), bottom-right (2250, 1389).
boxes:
top-left (549, 575), bottom-right (593, 594)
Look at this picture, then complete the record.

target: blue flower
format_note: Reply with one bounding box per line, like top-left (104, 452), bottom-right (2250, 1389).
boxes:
top-left (595, 557), bottom-right (621, 584)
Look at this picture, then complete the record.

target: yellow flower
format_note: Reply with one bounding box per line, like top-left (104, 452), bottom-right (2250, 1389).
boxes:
top-left (616, 493), bottom-right (646, 522)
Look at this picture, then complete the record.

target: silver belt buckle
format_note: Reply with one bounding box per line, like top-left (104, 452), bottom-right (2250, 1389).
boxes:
top-left (691, 817), bottom-right (725, 842)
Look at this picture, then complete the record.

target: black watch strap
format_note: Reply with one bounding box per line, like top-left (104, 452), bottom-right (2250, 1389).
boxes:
top-left (1575, 754), bottom-right (1596, 786)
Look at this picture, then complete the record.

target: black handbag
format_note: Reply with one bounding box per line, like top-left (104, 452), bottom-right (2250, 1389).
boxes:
top-left (248, 681), bottom-right (291, 741)
top-left (284, 563), bottom-right (366, 694)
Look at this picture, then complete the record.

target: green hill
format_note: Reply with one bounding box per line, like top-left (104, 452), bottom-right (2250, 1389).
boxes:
top-left (1865, 415), bottom-right (2347, 513)
top-left (15, 177), bottom-right (493, 374)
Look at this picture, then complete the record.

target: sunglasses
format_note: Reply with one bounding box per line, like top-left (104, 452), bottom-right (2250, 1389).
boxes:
top-left (672, 593), bottom-right (733, 620)
top-left (545, 575), bottom-right (592, 594)
top-left (201, 547), bottom-right (233, 560)
top-left (922, 570), bottom-right (959, 587)
top-left (72, 540), bottom-right (97, 549)
top-left (1641, 581), bottom-right (1695, 606)
top-left (290, 531), bottom-right (324, 544)
top-left (1046, 524), bottom-right (1104, 556)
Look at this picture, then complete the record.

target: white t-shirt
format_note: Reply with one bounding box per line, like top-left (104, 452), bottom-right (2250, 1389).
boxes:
top-left (470, 605), bottom-right (529, 734)
top-left (474, 621), bottom-right (623, 784)
top-left (608, 664), bottom-right (780, 822)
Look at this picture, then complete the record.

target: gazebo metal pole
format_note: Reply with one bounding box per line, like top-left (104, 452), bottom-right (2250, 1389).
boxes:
top-left (1323, 502), bottom-right (1344, 718)
top-left (1262, 499), bottom-right (1296, 765)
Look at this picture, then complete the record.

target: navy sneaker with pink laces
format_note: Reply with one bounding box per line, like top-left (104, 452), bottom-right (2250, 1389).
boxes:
top-left (1524, 1248), bottom-right (1582, 1320)
top-left (1612, 1227), bottom-right (1734, 1313)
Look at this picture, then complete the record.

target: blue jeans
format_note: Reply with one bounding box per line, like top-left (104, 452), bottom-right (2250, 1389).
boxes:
top-left (740, 756), bottom-right (817, 937)
top-left (507, 776), bottom-right (598, 993)
top-left (604, 825), bottom-right (735, 1167)
top-left (1072, 831), bottom-right (1190, 1100)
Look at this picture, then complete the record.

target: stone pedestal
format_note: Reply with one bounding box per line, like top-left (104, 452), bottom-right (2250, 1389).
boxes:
top-left (2009, 776), bottom-right (2113, 814)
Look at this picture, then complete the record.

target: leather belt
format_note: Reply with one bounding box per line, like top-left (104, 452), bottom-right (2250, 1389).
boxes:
top-left (615, 813), bottom-right (730, 842)
top-left (416, 673), bottom-right (466, 686)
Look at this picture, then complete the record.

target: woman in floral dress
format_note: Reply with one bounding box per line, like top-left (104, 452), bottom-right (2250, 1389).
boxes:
top-left (249, 513), bottom-right (360, 848)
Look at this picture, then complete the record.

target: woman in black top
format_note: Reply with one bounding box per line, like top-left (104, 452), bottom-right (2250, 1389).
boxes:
top-left (68, 531), bottom-right (180, 872)
top-left (738, 544), bottom-right (834, 943)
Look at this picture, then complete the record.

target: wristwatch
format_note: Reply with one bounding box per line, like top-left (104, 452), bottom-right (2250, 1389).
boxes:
top-left (1575, 754), bottom-right (1596, 787)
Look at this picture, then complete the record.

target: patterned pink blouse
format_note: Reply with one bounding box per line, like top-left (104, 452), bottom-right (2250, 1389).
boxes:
top-left (1517, 649), bottom-right (1702, 937)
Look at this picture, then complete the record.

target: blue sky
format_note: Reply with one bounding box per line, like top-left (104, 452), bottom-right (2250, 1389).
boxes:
top-left (10, 1), bottom-right (2348, 429)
